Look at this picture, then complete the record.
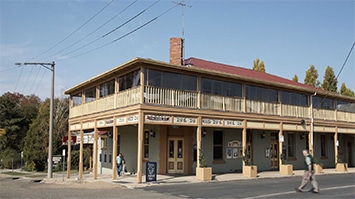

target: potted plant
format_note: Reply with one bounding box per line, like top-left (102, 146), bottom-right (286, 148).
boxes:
top-left (314, 158), bottom-right (323, 174)
top-left (196, 149), bottom-right (212, 181)
top-left (242, 150), bottom-right (257, 178)
top-left (279, 153), bottom-right (293, 176)
top-left (335, 155), bottom-right (348, 172)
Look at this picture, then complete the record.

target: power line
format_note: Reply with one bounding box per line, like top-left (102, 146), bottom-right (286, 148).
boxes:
top-left (43, 0), bottom-right (138, 62)
top-left (27, 0), bottom-right (115, 61)
top-left (57, 0), bottom-right (160, 60)
top-left (317, 41), bottom-right (355, 108)
top-left (66, 2), bottom-right (180, 60)
top-left (22, 65), bottom-right (35, 93)
top-left (13, 66), bottom-right (24, 92)
top-left (29, 66), bottom-right (42, 94)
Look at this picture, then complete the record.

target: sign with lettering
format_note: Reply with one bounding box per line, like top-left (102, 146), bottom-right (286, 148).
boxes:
top-left (97, 120), bottom-right (105, 127)
top-left (116, 117), bottom-right (126, 125)
top-left (173, 117), bottom-right (197, 125)
top-left (202, 118), bottom-right (223, 126)
top-left (146, 162), bottom-right (157, 182)
top-left (105, 119), bottom-right (113, 126)
top-left (145, 115), bottom-right (171, 123)
top-left (224, 120), bottom-right (243, 127)
top-left (127, 115), bottom-right (139, 123)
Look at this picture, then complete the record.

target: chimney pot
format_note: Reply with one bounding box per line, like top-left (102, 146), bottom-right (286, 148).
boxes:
top-left (170, 38), bottom-right (183, 65)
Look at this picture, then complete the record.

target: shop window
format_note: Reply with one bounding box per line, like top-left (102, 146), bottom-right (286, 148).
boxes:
top-left (321, 135), bottom-right (327, 157)
top-left (287, 133), bottom-right (296, 159)
top-left (144, 131), bottom-right (149, 159)
top-left (213, 131), bottom-right (223, 160)
top-left (99, 79), bottom-right (115, 97)
top-left (72, 93), bottom-right (82, 106)
top-left (84, 87), bottom-right (96, 103)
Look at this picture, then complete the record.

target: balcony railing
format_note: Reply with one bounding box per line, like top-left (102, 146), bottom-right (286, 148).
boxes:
top-left (69, 86), bottom-right (355, 123)
top-left (144, 86), bottom-right (198, 108)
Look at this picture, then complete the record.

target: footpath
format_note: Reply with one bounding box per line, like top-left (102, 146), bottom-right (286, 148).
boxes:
top-left (1, 168), bottom-right (354, 189)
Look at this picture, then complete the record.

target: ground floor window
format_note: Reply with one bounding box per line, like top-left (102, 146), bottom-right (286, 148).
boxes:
top-left (321, 134), bottom-right (327, 158)
top-left (287, 133), bottom-right (296, 159)
top-left (144, 130), bottom-right (150, 159)
top-left (213, 131), bottom-right (223, 160)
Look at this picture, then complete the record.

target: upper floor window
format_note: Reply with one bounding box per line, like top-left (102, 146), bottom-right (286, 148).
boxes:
top-left (246, 85), bottom-right (278, 102)
top-left (313, 96), bottom-right (334, 110)
top-left (282, 91), bottom-right (308, 106)
top-left (85, 87), bottom-right (96, 103)
top-left (100, 79), bottom-right (115, 97)
top-left (72, 93), bottom-right (82, 106)
top-left (202, 78), bottom-right (242, 97)
top-left (337, 100), bottom-right (355, 113)
top-left (144, 69), bottom-right (197, 91)
top-left (119, 70), bottom-right (140, 91)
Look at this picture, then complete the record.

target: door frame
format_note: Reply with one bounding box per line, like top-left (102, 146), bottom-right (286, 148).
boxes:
top-left (167, 137), bottom-right (185, 174)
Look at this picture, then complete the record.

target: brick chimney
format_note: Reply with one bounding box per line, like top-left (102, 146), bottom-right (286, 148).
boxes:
top-left (170, 38), bottom-right (183, 65)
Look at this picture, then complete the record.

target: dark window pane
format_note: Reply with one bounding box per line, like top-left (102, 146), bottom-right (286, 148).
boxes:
top-left (85, 87), bottom-right (96, 102)
top-left (202, 78), bottom-right (242, 97)
top-left (72, 93), bottom-right (82, 106)
top-left (282, 91), bottom-right (308, 106)
top-left (337, 100), bottom-right (355, 113)
top-left (213, 146), bottom-right (223, 159)
top-left (313, 97), bottom-right (334, 110)
top-left (246, 85), bottom-right (278, 102)
top-left (213, 131), bottom-right (223, 145)
top-left (119, 70), bottom-right (140, 91)
top-left (100, 79), bottom-right (115, 97)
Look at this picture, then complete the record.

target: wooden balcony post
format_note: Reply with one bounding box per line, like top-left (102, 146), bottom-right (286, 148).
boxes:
top-left (79, 128), bottom-right (84, 179)
top-left (93, 127), bottom-right (98, 179)
top-left (242, 120), bottom-right (247, 167)
top-left (137, 111), bottom-right (144, 183)
top-left (196, 116), bottom-right (202, 168)
top-left (334, 129), bottom-right (338, 164)
top-left (112, 122), bottom-right (118, 180)
top-left (279, 122), bottom-right (283, 167)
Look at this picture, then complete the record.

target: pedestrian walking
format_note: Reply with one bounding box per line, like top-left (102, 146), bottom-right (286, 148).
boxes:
top-left (295, 149), bottom-right (319, 193)
top-left (116, 153), bottom-right (123, 177)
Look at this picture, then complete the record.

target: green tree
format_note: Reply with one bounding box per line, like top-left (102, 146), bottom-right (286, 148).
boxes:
top-left (23, 97), bottom-right (69, 171)
top-left (340, 83), bottom-right (355, 97)
top-left (304, 65), bottom-right (319, 87)
top-left (292, 74), bottom-right (298, 82)
top-left (0, 92), bottom-right (40, 168)
top-left (253, 58), bottom-right (266, 72)
top-left (321, 66), bottom-right (337, 92)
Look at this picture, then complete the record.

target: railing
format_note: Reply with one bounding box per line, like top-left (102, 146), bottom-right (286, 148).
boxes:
top-left (144, 86), bottom-right (198, 108)
top-left (337, 111), bottom-right (355, 122)
top-left (246, 100), bottom-right (280, 115)
top-left (201, 93), bottom-right (243, 112)
top-left (282, 104), bottom-right (309, 118)
top-left (314, 109), bottom-right (335, 120)
top-left (69, 86), bottom-right (355, 124)
top-left (117, 86), bottom-right (141, 108)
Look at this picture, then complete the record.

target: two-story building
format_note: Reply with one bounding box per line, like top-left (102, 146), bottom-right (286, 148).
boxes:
top-left (64, 38), bottom-right (355, 183)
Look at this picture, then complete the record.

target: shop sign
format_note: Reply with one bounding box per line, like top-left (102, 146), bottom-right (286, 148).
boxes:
top-left (173, 117), bottom-right (197, 125)
top-left (146, 162), bottom-right (157, 182)
top-left (105, 119), bottom-right (113, 126)
top-left (224, 120), bottom-right (243, 127)
top-left (127, 115), bottom-right (139, 123)
top-left (97, 120), bottom-right (105, 127)
top-left (145, 115), bottom-right (171, 123)
top-left (202, 118), bottom-right (223, 126)
top-left (116, 117), bottom-right (126, 125)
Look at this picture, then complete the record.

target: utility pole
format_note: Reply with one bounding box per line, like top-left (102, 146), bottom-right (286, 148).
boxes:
top-left (15, 61), bottom-right (55, 178)
top-left (174, 1), bottom-right (191, 66)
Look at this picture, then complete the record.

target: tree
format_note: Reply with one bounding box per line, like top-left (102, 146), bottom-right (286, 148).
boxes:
top-left (340, 83), bottom-right (355, 97)
top-left (321, 66), bottom-right (337, 92)
top-left (0, 93), bottom-right (40, 168)
top-left (253, 58), bottom-right (266, 72)
top-left (304, 65), bottom-right (319, 87)
top-left (292, 74), bottom-right (298, 82)
top-left (23, 97), bottom-right (69, 171)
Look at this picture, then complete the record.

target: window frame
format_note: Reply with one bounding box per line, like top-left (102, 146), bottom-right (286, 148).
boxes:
top-left (320, 134), bottom-right (327, 158)
top-left (143, 130), bottom-right (150, 159)
top-left (287, 133), bottom-right (296, 159)
top-left (213, 131), bottom-right (224, 160)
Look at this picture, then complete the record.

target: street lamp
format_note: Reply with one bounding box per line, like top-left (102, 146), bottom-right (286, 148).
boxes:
top-left (15, 61), bottom-right (55, 178)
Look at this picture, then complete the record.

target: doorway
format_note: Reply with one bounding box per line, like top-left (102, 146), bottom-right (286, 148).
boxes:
top-left (270, 140), bottom-right (279, 169)
top-left (348, 142), bottom-right (353, 167)
top-left (168, 137), bottom-right (184, 174)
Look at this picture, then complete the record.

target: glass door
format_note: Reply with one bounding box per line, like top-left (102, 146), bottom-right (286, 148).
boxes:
top-left (167, 138), bottom-right (184, 174)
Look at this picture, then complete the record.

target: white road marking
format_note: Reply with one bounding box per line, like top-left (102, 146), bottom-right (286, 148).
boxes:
top-left (243, 185), bottom-right (355, 199)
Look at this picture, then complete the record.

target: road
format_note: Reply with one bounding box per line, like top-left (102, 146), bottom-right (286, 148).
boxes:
top-left (0, 173), bottom-right (354, 199)
top-left (141, 173), bottom-right (355, 199)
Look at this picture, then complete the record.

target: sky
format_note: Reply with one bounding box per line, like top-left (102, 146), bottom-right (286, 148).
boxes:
top-left (0, 0), bottom-right (354, 100)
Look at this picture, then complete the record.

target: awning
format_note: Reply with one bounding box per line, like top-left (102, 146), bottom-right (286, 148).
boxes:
top-left (98, 131), bottom-right (108, 135)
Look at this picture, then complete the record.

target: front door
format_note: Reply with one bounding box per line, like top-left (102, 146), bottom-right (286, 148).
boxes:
top-left (270, 140), bottom-right (279, 169)
top-left (168, 137), bottom-right (184, 174)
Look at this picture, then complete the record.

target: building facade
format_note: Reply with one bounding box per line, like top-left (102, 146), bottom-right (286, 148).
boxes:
top-left (64, 38), bottom-right (355, 182)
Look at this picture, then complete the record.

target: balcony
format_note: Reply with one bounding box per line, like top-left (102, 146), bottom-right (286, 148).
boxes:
top-left (69, 86), bottom-right (355, 123)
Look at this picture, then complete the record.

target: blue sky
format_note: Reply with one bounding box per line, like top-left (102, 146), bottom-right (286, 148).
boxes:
top-left (1, 0), bottom-right (354, 100)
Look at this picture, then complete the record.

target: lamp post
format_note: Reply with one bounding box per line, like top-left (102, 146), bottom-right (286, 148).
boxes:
top-left (15, 61), bottom-right (55, 178)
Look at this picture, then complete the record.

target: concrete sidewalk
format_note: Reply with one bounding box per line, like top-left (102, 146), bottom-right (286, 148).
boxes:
top-left (39, 167), bottom-right (355, 189)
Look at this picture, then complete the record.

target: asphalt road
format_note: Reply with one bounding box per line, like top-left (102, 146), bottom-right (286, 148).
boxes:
top-left (141, 173), bottom-right (355, 199)
top-left (0, 173), bottom-right (354, 199)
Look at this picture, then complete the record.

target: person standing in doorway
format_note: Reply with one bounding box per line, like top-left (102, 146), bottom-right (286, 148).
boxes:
top-left (116, 153), bottom-right (123, 177)
top-left (295, 149), bottom-right (319, 193)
